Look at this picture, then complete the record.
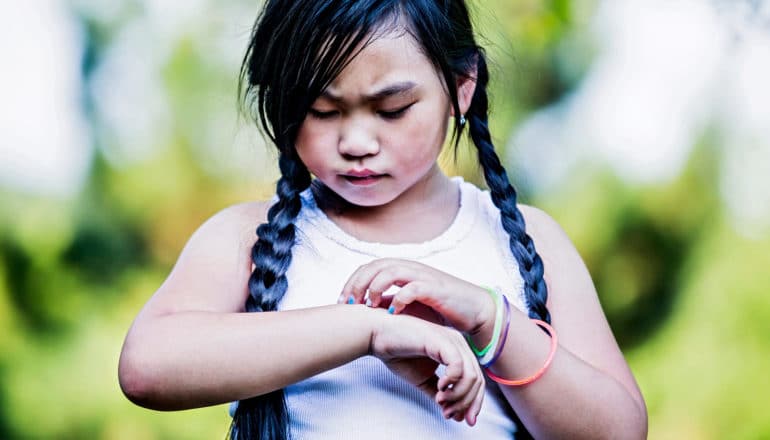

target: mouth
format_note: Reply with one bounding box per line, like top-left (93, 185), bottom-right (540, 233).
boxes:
top-left (341, 170), bottom-right (387, 185)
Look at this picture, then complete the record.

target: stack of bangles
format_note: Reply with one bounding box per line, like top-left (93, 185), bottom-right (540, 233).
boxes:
top-left (464, 287), bottom-right (558, 386)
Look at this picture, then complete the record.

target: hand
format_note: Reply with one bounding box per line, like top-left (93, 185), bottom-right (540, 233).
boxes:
top-left (369, 310), bottom-right (486, 426)
top-left (340, 258), bottom-right (495, 334)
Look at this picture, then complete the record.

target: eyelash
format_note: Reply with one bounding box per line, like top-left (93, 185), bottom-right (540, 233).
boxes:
top-left (308, 103), bottom-right (414, 120)
top-left (308, 109), bottom-right (338, 119)
top-left (379, 103), bottom-right (414, 119)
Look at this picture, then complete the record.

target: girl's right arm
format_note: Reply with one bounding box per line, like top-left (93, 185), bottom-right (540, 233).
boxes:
top-left (118, 202), bottom-right (483, 421)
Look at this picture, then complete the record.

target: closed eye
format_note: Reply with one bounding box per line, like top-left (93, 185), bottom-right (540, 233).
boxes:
top-left (308, 108), bottom-right (339, 119)
top-left (379, 103), bottom-right (415, 120)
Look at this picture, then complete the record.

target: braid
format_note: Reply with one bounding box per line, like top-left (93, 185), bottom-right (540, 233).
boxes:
top-left (466, 54), bottom-right (551, 325)
top-left (246, 153), bottom-right (311, 313)
top-left (229, 152), bottom-right (311, 440)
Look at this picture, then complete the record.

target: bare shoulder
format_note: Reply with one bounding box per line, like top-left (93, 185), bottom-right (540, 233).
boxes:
top-left (517, 204), bottom-right (579, 266)
top-left (192, 200), bottom-right (271, 248)
top-left (141, 200), bottom-right (272, 316)
top-left (195, 199), bottom-right (271, 235)
top-left (516, 203), bottom-right (597, 320)
top-left (516, 203), bottom-right (598, 310)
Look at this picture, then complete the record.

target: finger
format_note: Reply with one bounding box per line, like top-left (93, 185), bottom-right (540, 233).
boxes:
top-left (453, 341), bottom-right (485, 425)
top-left (432, 335), bottom-right (464, 393)
top-left (436, 358), bottom-right (463, 396)
top-left (444, 370), bottom-right (483, 423)
top-left (436, 330), bottom-right (477, 407)
top-left (366, 265), bottom-right (417, 309)
top-left (465, 343), bottom-right (486, 426)
top-left (437, 363), bottom-right (476, 410)
top-left (465, 375), bottom-right (486, 426)
top-left (388, 281), bottom-right (428, 315)
top-left (339, 260), bottom-right (382, 304)
top-left (463, 337), bottom-right (486, 425)
top-left (339, 259), bottom-right (406, 305)
top-left (443, 330), bottom-right (484, 422)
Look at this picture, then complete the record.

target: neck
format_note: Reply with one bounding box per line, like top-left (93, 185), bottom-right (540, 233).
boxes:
top-left (313, 166), bottom-right (460, 244)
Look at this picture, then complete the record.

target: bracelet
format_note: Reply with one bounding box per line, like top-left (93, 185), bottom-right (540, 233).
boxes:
top-left (480, 293), bottom-right (510, 368)
top-left (465, 287), bottom-right (504, 358)
top-left (484, 320), bottom-right (558, 387)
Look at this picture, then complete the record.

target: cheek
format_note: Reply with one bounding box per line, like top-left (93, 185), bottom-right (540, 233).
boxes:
top-left (395, 114), bottom-right (447, 161)
top-left (295, 122), bottom-right (335, 165)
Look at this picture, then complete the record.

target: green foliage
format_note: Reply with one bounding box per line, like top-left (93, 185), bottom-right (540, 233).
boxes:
top-left (1, 0), bottom-right (768, 438)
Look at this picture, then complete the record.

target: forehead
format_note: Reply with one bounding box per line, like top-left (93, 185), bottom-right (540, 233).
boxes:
top-left (325, 31), bottom-right (442, 96)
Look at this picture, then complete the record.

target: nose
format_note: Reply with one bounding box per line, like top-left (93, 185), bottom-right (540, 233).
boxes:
top-left (338, 118), bottom-right (379, 158)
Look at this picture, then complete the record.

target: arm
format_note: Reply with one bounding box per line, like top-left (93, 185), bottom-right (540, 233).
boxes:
top-left (118, 202), bottom-right (482, 418)
top-left (473, 205), bottom-right (647, 439)
top-left (341, 206), bottom-right (647, 438)
top-left (118, 202), bottom-right (369, 409)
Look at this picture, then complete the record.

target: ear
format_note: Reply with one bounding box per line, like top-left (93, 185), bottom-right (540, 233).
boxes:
top-left (450, 65), bottom-right (478, 117)
top-left (456, 73), bottom-right (477, 115)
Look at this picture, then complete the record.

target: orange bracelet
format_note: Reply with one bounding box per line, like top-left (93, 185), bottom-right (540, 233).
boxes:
top-left (483, 319), bottom-right (557, 386)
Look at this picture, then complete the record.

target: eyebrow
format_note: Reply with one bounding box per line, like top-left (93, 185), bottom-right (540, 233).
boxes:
top-left (321, 81), bottom-right (418, 104)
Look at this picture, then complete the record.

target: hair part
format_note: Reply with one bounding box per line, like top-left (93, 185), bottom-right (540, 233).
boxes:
top-left (233, 2), bottom-right (548, 438)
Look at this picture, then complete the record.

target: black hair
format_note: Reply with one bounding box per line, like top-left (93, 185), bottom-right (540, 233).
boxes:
top-left (232, 1), bottom-right (549, 439)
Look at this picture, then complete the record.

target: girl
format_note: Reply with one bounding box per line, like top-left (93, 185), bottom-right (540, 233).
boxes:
top-left (118, 1), bottom-right (648, 439)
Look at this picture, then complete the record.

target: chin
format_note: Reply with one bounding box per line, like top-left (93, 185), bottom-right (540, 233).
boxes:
top-left (318, 177), bottom-right (400, 208)
top-left (339, 192), bottom-right (396, 208)
top-left (338, 187), bottom-right (403, 208)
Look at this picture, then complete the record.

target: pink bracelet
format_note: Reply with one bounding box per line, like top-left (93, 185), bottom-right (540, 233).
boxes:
top-left (481, 294), bottom-right (510, 368)
top-left (484, 319), bottom-right (557, 386)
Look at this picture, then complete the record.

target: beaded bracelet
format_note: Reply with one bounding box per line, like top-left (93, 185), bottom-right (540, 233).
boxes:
top-left (465, 287), bottom-right (504, 358)
top-left (484, 319), bottom-right (558, 387)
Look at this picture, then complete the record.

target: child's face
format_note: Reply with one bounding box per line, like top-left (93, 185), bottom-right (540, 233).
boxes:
top-left (295, 30), bottom-right (452, 209)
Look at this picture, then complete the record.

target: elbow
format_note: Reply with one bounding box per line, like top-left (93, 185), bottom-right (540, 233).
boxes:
top-left (622, 414), bottom-right (648, 440)
top-left (587, 392), bottom-right (647, 440)
top-left (627, 389), bottom-right (648, 440)
top-left (617, 415), bottom-right (647, 440)
top-left (118, 348), bottom-right (151, 408)
top-left (118, 344), bottom-right (165, 410)
top-left (614, 398), bottom-right (648, 440)
top-left (633, 400), bottom-right (649, 440)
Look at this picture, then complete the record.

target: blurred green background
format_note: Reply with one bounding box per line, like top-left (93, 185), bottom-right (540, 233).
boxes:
top-left (2, 0), bottom-right (769, 438)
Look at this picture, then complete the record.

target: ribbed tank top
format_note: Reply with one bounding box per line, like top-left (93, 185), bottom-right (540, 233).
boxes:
top-left (277, 176), bottom-right (528, 439)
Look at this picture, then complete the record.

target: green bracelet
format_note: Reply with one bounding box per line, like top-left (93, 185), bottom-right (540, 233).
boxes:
top-left (465, 287), bottom-right (503, 357)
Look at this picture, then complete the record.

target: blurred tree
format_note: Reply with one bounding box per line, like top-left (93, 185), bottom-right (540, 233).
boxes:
top-left (0, 0), bottom-right (767, 438)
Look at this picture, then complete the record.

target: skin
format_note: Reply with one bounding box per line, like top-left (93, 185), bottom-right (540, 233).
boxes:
top-left (295, 32), bottom-right (473, 244)
top-left (118, 29), bottom-right (647, 438)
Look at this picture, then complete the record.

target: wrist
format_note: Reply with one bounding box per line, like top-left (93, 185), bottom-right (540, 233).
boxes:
top-left (358, 304), bottom-right (390, 357)
top-left (469, 286), bottom-right (497, 339)
top-left (335, 303), bottom-right (387, 358)
top-left (464, 288), bottom-right (513, 368)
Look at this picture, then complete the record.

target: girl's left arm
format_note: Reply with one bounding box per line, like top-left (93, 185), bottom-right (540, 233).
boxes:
top-left (483, 205), bottom-right (648, 439)
top-left (342, 205), bottom-right (647, 439)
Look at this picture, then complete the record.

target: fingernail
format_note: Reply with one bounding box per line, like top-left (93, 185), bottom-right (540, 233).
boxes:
top-left (387, 305), bottom-right (395, 314)
top-left (348, 297), bottom-right (355, 305)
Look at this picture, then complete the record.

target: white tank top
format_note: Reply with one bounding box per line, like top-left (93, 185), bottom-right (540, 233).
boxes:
top-left (277, 176), bottom-right (528, 439)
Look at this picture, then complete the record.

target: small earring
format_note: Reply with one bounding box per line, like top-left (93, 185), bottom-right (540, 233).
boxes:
top-left (459, 114), bottom-right (467, 126)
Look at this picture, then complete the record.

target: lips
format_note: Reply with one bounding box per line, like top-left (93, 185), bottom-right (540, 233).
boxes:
top-left (344, 169), bottom-right (382, 178)
top-left (341, 169), bottom-right (386, 185)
